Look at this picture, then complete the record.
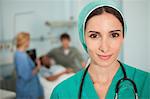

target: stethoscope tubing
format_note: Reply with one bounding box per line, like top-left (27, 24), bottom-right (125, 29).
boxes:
top-left (78, 60), bottom-right (138, 99)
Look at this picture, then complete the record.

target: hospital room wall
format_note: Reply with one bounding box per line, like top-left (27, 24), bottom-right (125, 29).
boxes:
top-left (0, 0), bottom-right (4, 63)
top-left (0, 0), bottom-right (2, 41)
top-left (123, 0), bottom-right (150, 72)
top-left (0, 2), bottom-right (1, 44)
top-left (148, 1), bottom-right (150, 68)
top-left (0, 0), bottom-right (2, 42)
top-left (0, 0), bottom-right (87, 67)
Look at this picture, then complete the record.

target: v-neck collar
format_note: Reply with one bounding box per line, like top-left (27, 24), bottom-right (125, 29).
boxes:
top-left (83, 70), bottom-right (99, 98)
top-left (82, 65), bottom-right (123, 99)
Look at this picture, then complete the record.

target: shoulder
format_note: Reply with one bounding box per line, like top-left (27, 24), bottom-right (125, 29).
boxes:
top-left (123, 63), bottom-right (149, 79)
top-left (123, 63), bottom-right (150, 95)
top-left (51, 69), bottom-right (84, 98)
top-left (39, 67), bottom-right (51, 77)
top-left (15, 51), bottom-right (25, 56)
top-left (70, 47), bottom-right (80, 53)
top-left (14, 51), bottom-right (28, 60)
top-left (70, 47), bottom-right (78, 50)
top-left (52, 64), bottom-right (66, 71)
top-left (50, 47), bottom-right (61, 52)
top-left (47, 47), bottom-right (61, 56)
top-left (40, 66), bottom-right (48, 72)
top-left (54, 47), bottom-right (61, 50)
top-left (50, 47), bottom-right (62, 53)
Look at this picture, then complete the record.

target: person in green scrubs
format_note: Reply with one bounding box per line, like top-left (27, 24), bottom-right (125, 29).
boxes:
top-left (50, 0), bottom-right (150, 99)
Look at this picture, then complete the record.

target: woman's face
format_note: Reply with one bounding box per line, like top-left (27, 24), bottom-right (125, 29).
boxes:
top-left (85, 12), bottom-right (124, 67)
top-left (25, 38), bottom-right (30, 49)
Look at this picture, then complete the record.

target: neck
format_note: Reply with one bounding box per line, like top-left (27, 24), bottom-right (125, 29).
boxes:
top-left (63, 47), bottom-right (69, 50)
top-left (17, 47), bottom-right (26, 52)
top-left (89, 60), bottom-right (120, 83)
top-left (45, 65), bottom-right (50, 69)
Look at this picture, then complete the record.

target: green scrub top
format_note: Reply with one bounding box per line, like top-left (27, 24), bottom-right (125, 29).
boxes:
top-left (50, 63), bottom-right (150, 99)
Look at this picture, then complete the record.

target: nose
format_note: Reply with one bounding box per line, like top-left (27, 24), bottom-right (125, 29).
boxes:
top-left (99, 38), bottom-right (109, 53)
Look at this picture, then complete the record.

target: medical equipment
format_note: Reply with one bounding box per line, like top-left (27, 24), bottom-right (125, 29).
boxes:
top-left (78, 61), bottom-right (138, 99)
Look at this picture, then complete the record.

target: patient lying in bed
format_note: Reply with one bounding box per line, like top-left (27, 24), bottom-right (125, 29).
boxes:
top-left (39, 55), bottom-right (74, 99)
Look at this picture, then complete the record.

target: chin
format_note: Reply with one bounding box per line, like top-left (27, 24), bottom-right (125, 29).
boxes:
top-left (94, 57), bottom-right (116, 68)
top-left (97, 61), bottom-right (112, 67)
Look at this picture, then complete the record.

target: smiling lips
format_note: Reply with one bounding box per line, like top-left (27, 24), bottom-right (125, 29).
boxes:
top-left (97, 54), bottom-right (112, 60)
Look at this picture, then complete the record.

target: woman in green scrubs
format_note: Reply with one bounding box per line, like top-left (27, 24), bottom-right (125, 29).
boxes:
top-left (50, 0), bottom-right (150, 99)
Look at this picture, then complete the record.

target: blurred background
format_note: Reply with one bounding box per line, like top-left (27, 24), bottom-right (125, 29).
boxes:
top-left (0, 0), bottom-right (150, 98)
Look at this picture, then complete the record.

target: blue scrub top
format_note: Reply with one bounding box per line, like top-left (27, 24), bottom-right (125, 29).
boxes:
top-left (50, 63), bottom-right (150, 99)
top-left (14, 50), bottom-right (43, 98)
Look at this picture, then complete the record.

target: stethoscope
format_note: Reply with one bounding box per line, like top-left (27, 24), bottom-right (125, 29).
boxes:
top-left (78, 60), bottom-right (138, 99)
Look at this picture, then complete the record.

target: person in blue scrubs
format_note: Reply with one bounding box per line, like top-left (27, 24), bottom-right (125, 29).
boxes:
top-left (14, 32), bottom-right (43, 99)
top-left (50, 0), bottom-right (150, 99)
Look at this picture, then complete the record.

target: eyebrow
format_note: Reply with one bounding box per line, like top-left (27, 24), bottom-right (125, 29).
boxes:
top-left (109, 30), bottom-right (121, 33)
top-left (88, 30), bottom-right (121, 34)
top-left (88, 31), bottom-right (100, 34)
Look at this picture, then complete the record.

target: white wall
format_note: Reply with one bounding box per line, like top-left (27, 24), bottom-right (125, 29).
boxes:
top-left (148, 1), bottom-right (150, 67)
top-left (2, 0), bottom-right (69, 39)
top-left (0, 0), bottom-right (4, 63)
top-left (0, 0), bottom-right (93, 65)
top-left (123, 0), bottom-right (150, 72)
top-left (0, 0), bottom-right (2, 40)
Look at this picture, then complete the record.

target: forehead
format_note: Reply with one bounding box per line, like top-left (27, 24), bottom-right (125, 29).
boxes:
top-left (42, 56), bottom-right (49, 60)
top-left (85, 13), bottom-right (122, 32)
top-left (61, 38), bottom-right (70, 42)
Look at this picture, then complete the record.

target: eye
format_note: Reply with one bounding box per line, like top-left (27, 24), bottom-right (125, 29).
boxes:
top-left (111, 33), bottom-right (119, 38)
top-left (89, 34), bottom-right (99, 38)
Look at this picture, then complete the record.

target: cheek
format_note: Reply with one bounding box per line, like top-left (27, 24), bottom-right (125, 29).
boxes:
top-left (85, 37), bottom-right (98, 54)
top-left (110, 39), bottom-right (123, 53)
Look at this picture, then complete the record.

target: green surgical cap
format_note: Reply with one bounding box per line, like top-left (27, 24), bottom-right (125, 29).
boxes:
top-left (78, 0), bottom-right (127, 52)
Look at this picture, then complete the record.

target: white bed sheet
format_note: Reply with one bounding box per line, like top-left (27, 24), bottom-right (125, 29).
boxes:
top-left (0, 89), bottom-right (16, 99)
top-left (39, 73), bottom-right (74, 99)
